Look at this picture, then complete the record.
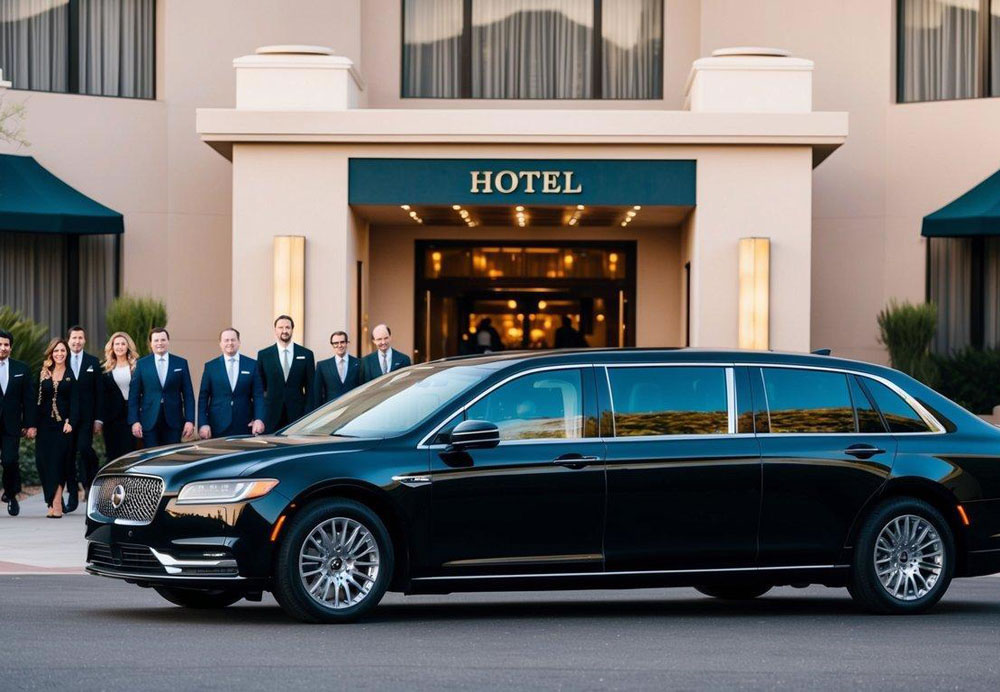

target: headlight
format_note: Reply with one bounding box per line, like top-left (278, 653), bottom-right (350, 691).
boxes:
top-left (176, 479), bottom-right (279, 505)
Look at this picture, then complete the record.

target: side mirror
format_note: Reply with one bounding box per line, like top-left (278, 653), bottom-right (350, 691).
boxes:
top-left (449, 419), bottom-right (500, 451)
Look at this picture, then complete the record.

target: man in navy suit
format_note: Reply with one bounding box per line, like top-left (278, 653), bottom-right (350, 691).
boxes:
top-left (256, 315), bottom-right (315, 433)
top-left (198, 327), bottom-right (265, 439)
top-left (0, 329), bottom-right (37, 516)
top-left (314, 331), bottom-right (361, 405)
top-left (360, 324), bottom-right (411, 383)
top-left (128, 327), bottom-right (195, 447)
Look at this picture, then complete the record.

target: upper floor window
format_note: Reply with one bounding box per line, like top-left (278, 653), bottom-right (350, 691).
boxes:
top-left (0, 0), bottom-right (155, 99)
top-left (402, 0), bottom-right (663, 99)
top-left (897, 0), bottom-right (1000, 102)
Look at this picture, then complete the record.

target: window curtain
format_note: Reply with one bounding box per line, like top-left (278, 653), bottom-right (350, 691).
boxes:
top-left (472, 0), bottom-right (593, 99)
top-left (929, 237), bottom-right (972, 353)
top-left (602, 0), bottom-right (662, 99)
top-left (900, 0), bottom-right (980, 102)
top-left (79, 233), bottom-right (116, 344)
top-left (985, 238), bottom-right (1000, 348)
top-left (0, 0), bottom-right (69, 92)
top-left (402, 0), bottom-right (462, 98)
top-left (78, 0), bottom-right (154, 98)
top-left (0, 231), bottom-right (66, 339)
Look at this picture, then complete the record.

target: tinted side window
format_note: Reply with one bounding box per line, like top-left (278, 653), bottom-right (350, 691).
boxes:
top-left (862, 378), bottom-right (933, 433)
top-left (763, 368), bottom-right (854, 434)
top-left (467, 369), bottom-right (583, 440)
top-left (850, 376), bottom-right (886, 433)
top-left (608, 366), bottom-right (728, 436)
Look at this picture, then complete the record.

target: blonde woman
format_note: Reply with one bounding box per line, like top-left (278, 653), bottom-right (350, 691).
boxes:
top-left (101, 332), bottom-right (139, 463)
top-left (35, 339), bottom-right (78, 518)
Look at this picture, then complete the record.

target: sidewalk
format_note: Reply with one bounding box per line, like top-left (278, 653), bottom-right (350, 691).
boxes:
top-left (0, 491), bottom-right (87, 574)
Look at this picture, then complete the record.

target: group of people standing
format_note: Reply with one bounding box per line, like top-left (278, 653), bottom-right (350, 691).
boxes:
top-left (0, 316), bottom-right (410, 519)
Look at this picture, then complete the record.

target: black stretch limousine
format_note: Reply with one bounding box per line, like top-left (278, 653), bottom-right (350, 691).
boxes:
top-left (86, 349), bottom-right (1000, 622)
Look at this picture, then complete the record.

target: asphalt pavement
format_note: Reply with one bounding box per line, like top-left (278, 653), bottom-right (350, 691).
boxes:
top-left (1, 575), bottom-right (998, 691)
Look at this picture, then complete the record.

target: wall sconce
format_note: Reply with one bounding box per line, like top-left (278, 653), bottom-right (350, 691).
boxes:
top-left (273, 235), bottom-right (305, 338)
top-left (738, 237), bottom-right (770, 350)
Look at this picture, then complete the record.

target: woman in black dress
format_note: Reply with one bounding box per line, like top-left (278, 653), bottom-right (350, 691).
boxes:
top-left (100, 331), bottom-right (139, 463)
top-left (35, 338), bottom-right (78, 518)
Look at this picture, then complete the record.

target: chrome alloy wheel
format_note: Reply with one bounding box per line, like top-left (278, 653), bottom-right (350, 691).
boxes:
top-left (299, 517), bottom-right (380, 610)
top-left (873, 514), bottom-right (944, 601)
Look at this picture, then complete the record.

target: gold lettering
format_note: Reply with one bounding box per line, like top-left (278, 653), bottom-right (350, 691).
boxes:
top-left (562, 171), bottom-right (582, 194)
top-left (470, 171), bottom-right (492, 194)
top-left (542, 171), bottom-right (561, 193)
top-left (519, 171), bottom-right (541, 193)
top-left (494, 170), bottom-right (518, 194)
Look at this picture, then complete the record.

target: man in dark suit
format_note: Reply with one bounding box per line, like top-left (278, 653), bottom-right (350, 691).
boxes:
top-left (128, 327), bottom-right (195, 447)
top-left (65, 325), bottom-right (103, 511)
top-left (198, 327), bottom-right (265, 439)
top-left (314, 331), bottom-right (361, 405)
top-left (256, 315), bottom-right (315, 433)
top-left (360, 323), bottom-right (412, 383)
top-left (0, 329), bottom-right (36, 516)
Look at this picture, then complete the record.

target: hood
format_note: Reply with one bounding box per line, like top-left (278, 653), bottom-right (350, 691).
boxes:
top-left (99, 435), bottom-right (381, 488)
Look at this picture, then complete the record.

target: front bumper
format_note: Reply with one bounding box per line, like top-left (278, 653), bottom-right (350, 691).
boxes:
top-left (85, 485), bottom-right (290, 587)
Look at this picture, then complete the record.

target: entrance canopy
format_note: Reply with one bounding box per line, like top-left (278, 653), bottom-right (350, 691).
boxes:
top-left (921, 168), bottom-right (1000, 238)
top-left (0, 154), bottom-right (124, 235)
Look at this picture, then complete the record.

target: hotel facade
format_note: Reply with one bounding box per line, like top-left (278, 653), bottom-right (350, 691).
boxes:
top-left (1, 0), bottom-right (999, 383)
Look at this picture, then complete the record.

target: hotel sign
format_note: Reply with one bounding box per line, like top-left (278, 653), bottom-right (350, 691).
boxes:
top-left (348, 159), bottom-right (696, 207)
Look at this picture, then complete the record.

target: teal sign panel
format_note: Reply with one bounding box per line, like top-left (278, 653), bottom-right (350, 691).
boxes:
top-left (348, 159), bottom-right (696, 206)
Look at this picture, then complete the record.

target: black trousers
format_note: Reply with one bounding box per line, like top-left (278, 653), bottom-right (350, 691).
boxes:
top-left (143, 409), bottom-right (181, 448)
top-left (36, 424), bottom-right (72, 507)
top-left (1, 434), bottom-right (21, 498)
top-left (103, 419), bottom-right (135, 463)
top-left (70, 421), bottom-right (100, 489)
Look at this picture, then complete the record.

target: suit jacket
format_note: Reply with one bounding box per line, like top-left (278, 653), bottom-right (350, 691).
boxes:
top-left (0, 358), bottom-right (36, 435)
top-left (314, 355), bottom-right (361, 405)
top-left (360, 348), bottom-right (411, 384)
top-left (256, 343), bottom-right (315, 432)
top-left (69, 351), bottom-right (103, 425)
top-left (100, 368), bottom-right (131, 426)
top-left (198, 354), bottom-right (264, 436)
top-left (127, 353), bottom-right (195, 431)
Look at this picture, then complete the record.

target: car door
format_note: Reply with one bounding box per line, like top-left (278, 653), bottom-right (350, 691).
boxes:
top-left (602, 364), bottom-right (762, 571)
top-left (753, 366), bottom-right (898, 567)
top-left (427, 366), bottom-right (606, 576)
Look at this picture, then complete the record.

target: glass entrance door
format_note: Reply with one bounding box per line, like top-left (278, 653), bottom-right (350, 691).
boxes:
top-left (415, 242), bottom-right (635, 361)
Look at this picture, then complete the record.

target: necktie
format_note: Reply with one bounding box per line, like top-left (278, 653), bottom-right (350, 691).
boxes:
top-left (337, 357), bottom-right (346, 382)
top-left (228, 357), bottom-right (237, 390)
top-left (380, 352), bottom-right (388, 375)
top-left (0, 360), bottom-right (7, 395)
top-left (72, 352), bottom-right (81, 378)
top-left (157, 357), bottom-right (167, 386)
top-left (282, 349), bottom-right (291, 381)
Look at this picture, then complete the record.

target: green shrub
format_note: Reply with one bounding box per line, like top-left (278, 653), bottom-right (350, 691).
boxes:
top-left (932, 348), bottom-right (1000, 414)
top-left (105, 295), bottom-right (167, 357)
top-left (0, 306), bottom-right (49, 372)
top-left (876, 300), bottom-right (938, 386)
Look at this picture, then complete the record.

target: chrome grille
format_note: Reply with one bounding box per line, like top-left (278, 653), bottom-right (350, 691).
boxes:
top-left (88, 542), bottom-right (165, 574)
top-left (91, 475), bottom-right (164, 524)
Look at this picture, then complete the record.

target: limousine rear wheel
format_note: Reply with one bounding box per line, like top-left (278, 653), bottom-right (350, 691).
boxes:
top-left (849, 497), bottom-right (954, 615)
top-left (273, 498), bottom-right (394, 623)
top-left (153, 586), bottom-right (244, 609)
top-left (694, 584), bottom-right (772, 601)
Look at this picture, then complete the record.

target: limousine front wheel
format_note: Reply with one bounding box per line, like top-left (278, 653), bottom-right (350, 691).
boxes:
top-left (849, 497), bottom-right (954, 615)
top-left (273, 498), bottom-right (394, 623)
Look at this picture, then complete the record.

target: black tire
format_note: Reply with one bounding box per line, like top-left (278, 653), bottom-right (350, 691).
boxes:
top-left (695, 584), bottom-right (772, 600)
top-left (848, 497), bottom-right (954, 615)
top-left (272, 498), bottom-right (394, 624)
top-left (153, 586), bottom-right (244, 609)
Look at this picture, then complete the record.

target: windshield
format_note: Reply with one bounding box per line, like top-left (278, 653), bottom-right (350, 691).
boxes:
top-left (283, 363), bottom-right (491, 438)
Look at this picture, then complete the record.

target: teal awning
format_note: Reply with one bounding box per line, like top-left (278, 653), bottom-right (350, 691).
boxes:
top-left (0, 154), bottom-right (124, 235)
top-left (922, 168), bottom-right (1000, 238)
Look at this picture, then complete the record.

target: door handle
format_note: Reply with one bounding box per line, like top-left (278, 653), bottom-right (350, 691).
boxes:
top-left (843, 444), bottom-right (886, 459)
top-left (553, 454), bottom-right (601, 469)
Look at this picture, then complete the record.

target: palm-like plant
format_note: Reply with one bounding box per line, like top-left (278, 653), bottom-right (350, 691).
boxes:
top-left (105, 295), bottom-right (168, 357)
top-left (0, 306), bottom-right (48, 372)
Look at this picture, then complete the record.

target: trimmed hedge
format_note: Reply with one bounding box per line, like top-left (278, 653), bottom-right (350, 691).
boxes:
top-left (932, 348), bottom-right (1000, 415)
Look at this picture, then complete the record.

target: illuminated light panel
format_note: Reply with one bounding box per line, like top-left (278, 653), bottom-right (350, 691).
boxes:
top-left (738, 237), bottom-right (770, 350)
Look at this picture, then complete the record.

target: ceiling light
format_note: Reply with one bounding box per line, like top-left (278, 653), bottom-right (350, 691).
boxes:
top-left (626, 211), bottom-right (637, 218)
top-left (452, 204), bottom-right (461, 210)
top-left (401, 204), bottom-right (410, 210)
top-left (620, 221), bottom-right (627, 227)
top-left (633, 205), bottom-right (641, 210)
top-left (576, 204), bottom-right (584, 210)
top-left (515, 205), bottom-right (525, 212)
